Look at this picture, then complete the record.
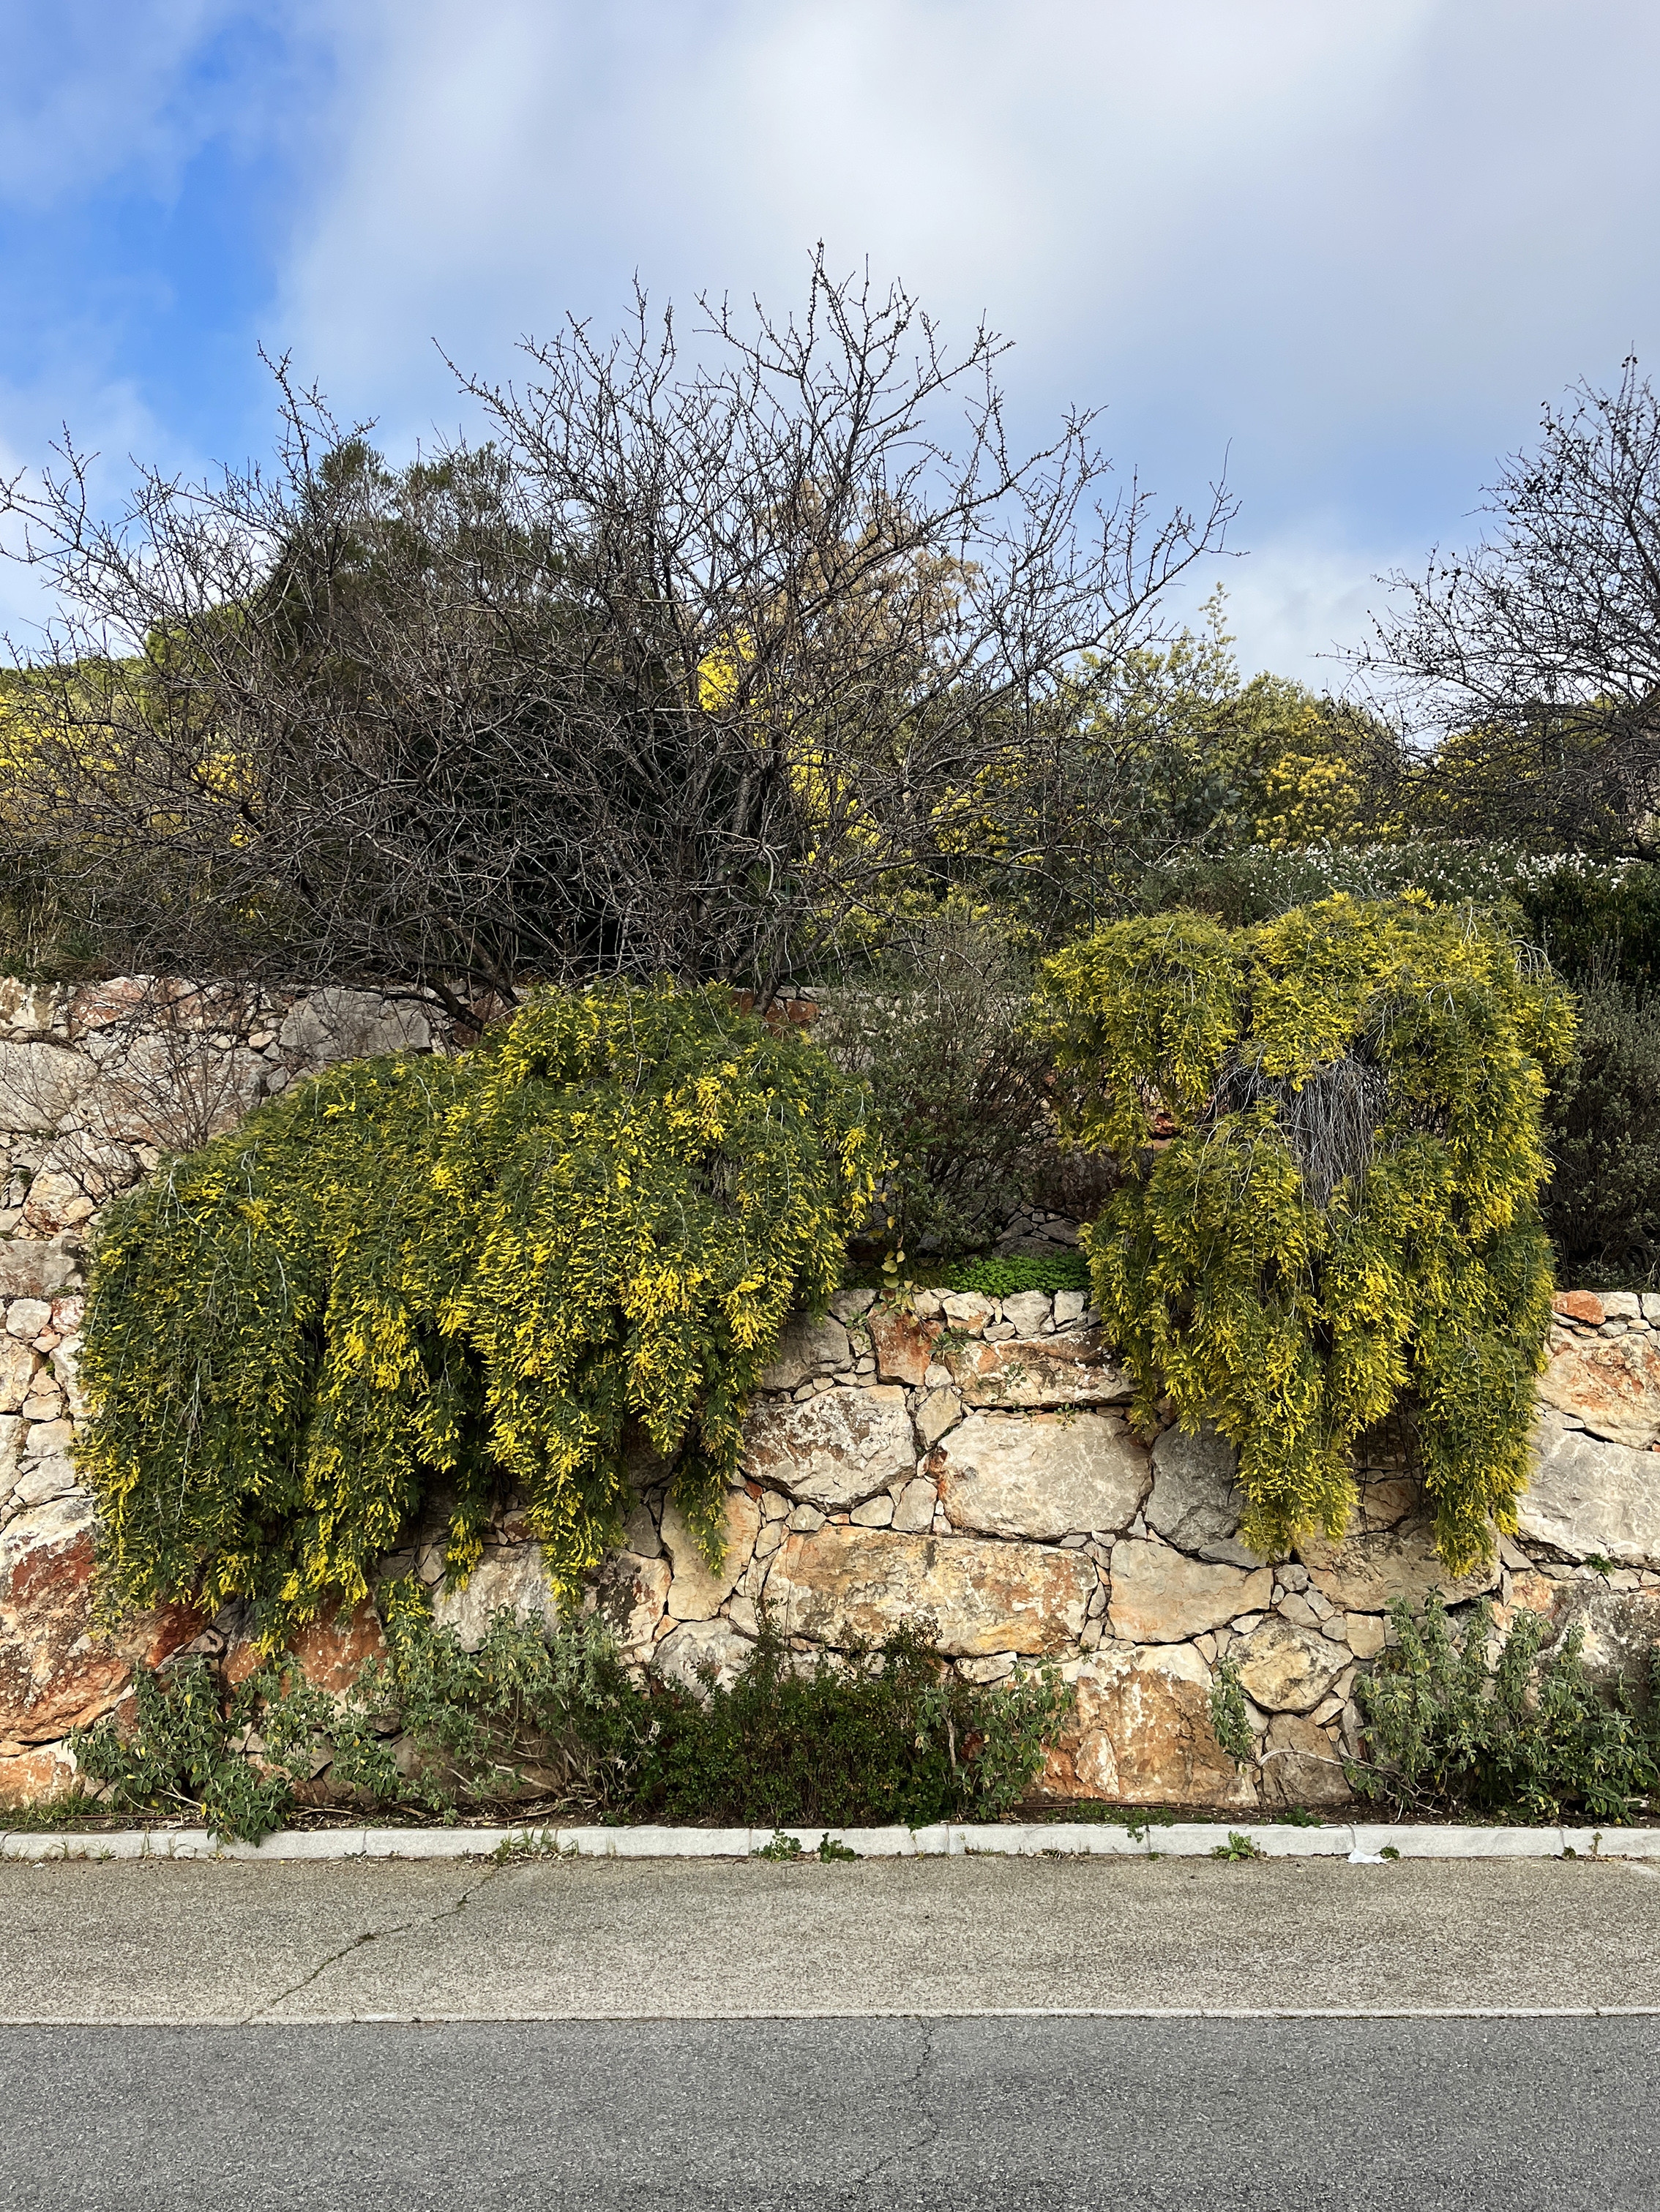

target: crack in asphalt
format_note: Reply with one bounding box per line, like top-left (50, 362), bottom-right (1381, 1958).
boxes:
top-left (829, 2017), bottom-right (940, 2204)
top-left (242, 1864), bottom-right (505, 2023)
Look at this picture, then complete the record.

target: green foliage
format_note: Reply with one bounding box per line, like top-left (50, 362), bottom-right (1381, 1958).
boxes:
top-left (942, 1251), bottom-right (1092, 1298)
top-left (816, 906), bottom-right (1052, 1259)
top-left (77, 983), bottom-right (882, 1645)
top-left (1039, 896), bottom-right (1575, 1570)
top-left (1517, 863), bottom-right (1660, 992)
top-left (753, 1830), bottom-right (804, 1860)
top-left (1211, 1830), bottom-right (1264, 1862)
top-left (817, 1832), bottom-right (859, 1861)
top-left (71, 1655), bottom-right (345, 1844)
top-left (1208, 1657), bottom-right (1255, 1766)
top-left (632, 1618), bottom-right (1073, 1829)
top-left (1350, 1594), bottom-right (1660, 1823)
top-left (1541, 973), bottom-right (1660, 1288)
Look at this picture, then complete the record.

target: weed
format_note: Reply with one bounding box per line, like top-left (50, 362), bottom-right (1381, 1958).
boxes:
top-left (1211, 1830), bottom-right (1264, 1862)
top-left (1271, 1807), bottom-right (1325, 1827)
top-left (816, 1834), bottom-right (859, 1862)
top-left (1379, 1845), bottom-right (1401, 1861)
top-left (755, 1830), bottom-right (804, 1861)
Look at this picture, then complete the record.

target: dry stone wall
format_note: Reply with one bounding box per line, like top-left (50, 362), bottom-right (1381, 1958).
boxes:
top-left (3, 981), bottom-right (1660, 1814)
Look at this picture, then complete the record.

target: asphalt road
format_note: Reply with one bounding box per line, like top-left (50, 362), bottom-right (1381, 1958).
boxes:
top-left (4, 1858), bottom-right (1659, 2209)
top-left (4, 2014), bottom-right (1658, 2211)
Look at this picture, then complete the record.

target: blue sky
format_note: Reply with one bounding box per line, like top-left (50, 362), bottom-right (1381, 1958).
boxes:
top-left (4, 0), bottom-right (1660, 678)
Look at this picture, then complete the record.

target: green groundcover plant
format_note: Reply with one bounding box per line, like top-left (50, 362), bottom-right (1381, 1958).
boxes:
top-left (1349, 1595), bottom-right (1660, 1824)
top-left (69, 1606), bottom-right (1074, 1844)
top-left (75, 983), bottom-right (883, 1646)
top-left (1039, 894), bottom-right (1575, 1570)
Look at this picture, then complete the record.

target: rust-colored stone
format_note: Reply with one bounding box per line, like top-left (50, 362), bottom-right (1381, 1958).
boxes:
top-left (0, 1742), bottom-right (76, 1807)
top-left (0, 1495), bottom-right (203, 1747)
top-left (1538, 1327), bottom-right (1660, 1449)
top-left (938, 1332), bottom-right (1134, 1410)
top-left (1039, 1643), bottom-right (1257, 1809)
top-left (763, 1525), bottom-right (1093, 1657)
top-left (865, 1308), bottom-right (939, 1386)
top-left (1553, 1290), bottom-right (1606, 1325)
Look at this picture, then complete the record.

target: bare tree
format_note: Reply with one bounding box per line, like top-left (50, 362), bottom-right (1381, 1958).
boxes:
top-left (1358, 361), bottom-right (1660, 854)
top-left (0, 257), bottom-right (1233, 1011)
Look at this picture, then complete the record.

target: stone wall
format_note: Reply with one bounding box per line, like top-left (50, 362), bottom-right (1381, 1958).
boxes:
top-left (3, 981), bottom-right (1660, 1815)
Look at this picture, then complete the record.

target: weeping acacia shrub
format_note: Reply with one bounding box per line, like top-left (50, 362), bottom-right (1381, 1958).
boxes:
top-left (1038, 896), bottom-right (1575, 1571)
top-left (77, 983), bottom-right (882, 1643)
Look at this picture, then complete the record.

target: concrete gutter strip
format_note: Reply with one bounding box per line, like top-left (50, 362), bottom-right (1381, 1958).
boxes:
top-left (3, 1820), bottom-right (1659, 1863)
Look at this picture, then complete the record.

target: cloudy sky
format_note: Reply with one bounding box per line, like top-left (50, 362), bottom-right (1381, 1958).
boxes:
top-left (4, 0), bottom-right (1659, 675)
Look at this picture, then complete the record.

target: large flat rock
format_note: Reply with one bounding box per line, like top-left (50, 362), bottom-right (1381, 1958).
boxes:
top-left (740, 1384), bottom-right (916, 1509)
top-left (1040, 1642), bottom-right (1257, 1809)
top-left (1233, 1616), bottom-right (1349, 1714)
top-left (938, 1333), bottom-right (1134, 1410)
top-left (1107, 1540), bottom-right (1273, 1643)
top-left (1538, 1328), bottom-right (1660, 1449)
top-left (1517, 1412), bottom-right (1660, 1568)
top-left (763, 1526), bottom-right (1093, 1656)
top-left (1297, 1518), bottom-right (1499, 1611)
top-left (934, 1410), bottom-right (1149, 1540)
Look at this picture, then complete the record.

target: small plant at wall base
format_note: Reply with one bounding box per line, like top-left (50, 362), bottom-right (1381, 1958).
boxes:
top-left (1348, 1594), bottom-right (1660, 1824)
top-left (1038, 895), bottom-right (1574, 1570)
top-left (75, 983), bottom-right (883, 1646)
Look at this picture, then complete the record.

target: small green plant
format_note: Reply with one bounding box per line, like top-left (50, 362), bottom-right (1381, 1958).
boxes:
top-left (816, 1833), bottom-right (858, 1862)
top-left (1586, 1554), bottom-right (1615, 1578)
top-left (1209, 1657), bottom-right (1255, 1767)
top-left (944, 1251), bottom-right (1093, 1299)
top-left (1349, 1593), bottom-right (1660, 1823)
top-left (1271, 1807), bottom-right (1324, 1827)
top-left (754, 1829), bottom-right (804, 1861)
top-left (1211, 1830), bottom-right (1263, 1862)
top-left (1379, 1844), bottom-right (1402, 1860)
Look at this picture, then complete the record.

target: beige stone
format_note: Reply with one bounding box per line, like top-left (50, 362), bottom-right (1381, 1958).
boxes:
top-left (938, 1331), bottom-right (1134, 1411)
top-left (757, 1312), bottom-right (852, 1392)
top-left (583, 1549), bottom-right (672, 1660)
top-left (0, 1041), bottom-right (89, 1131)
top-left (763, 1526), bottom-right (1093, 1657)
top-left (935, 1410), bottom-right (1148, 1542)
top-left (653, 1616), bottom-right (754, 1694)
top-left (431, 1543), bottom-right (559, 1650)
top-left (1518, 1413), bottom-right (1660, 1569)
top-left (1041, 1642), bottom-right (1257, 1809)
top-left (0, 1245), bottom-right (79, 1301)
top-left (741, 1384), bottom-right (916, 1509)
top-left (1107, 1541), bottom-right (1273, 1643)
top-left (661, 1490), bottom-right (761, 1621)
top-left (1538, 1327), bottom-right (1660, 1448)
top-left (1258, 1712), bottom-right (1352, 1807)
top-left (915, 1388), bottom-right (962, 1450)
top-left (4, 1300), bottom-right (50, 1341)
top-left (1345, 1613), bottom-right (1386, 1660)
top-left (938, 1292), bottom-right (995, 1332)
top-left (1233, 1616), bottom-right (1349, 1713)
top-left (891, 1478), bottom-right (936, 1534)
top-left (1298, 1518), bottom-right (1499, 1611)
top-left (0, 1339), bottom-right (36, 1415)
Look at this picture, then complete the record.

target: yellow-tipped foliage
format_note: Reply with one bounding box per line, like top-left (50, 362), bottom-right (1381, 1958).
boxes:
top-left (1039, 896), bottom-right (1576, 1571)
top-left (76, 983), bottom-right (882, 1643)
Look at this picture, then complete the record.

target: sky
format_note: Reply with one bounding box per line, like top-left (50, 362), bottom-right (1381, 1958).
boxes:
top-left (3, 0), bottom-right (1660, 679)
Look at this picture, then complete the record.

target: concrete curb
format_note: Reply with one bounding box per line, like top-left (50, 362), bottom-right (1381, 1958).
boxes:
top-left (4, 1820), bottom-right (1658, 1863)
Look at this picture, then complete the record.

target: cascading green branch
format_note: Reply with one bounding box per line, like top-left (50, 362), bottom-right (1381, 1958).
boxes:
top-left (76, 983), bottom-right (884, 1645)
top-left (1037, 895), bottom-right (1577, 1572)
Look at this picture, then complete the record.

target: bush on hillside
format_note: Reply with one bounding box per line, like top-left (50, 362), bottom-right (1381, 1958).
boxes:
top-left (1541, 973), bottom-right (1660, 1289)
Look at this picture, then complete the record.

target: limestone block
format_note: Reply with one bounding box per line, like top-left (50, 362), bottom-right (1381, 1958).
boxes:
top-left (0, 1491), bottom-right (202, 1749)
top-left (1518, 1412), bottom-right (1660, 1569)
top-left (741, 1384), bottom-right (916, 1508)
top-left (866, 1308), bottom-right (938, 1385)
top-left (0, 1244), bottom-right (81, 1300)
top-left (765, 1526), bottom-right (1093, 1656)
top-left (0, 1340), bottom-right (37, 1414)
top-left (1537, 1327), bottom-right (1660, 1447)
top-left (0, 1041), bottom-right (89, 1131)
top-left (431, 1543), bottom-right (559, 1650)
top-left (653, 1617), bottom-right (754, 1694)
top-left (1145, 1423), bottom-right (1262, 1567)
top-left (0, 1742), bottom-right (76, 1808)
top-left (1298, 1517), bottom-right (1498, 1611)
top-left (1107, 1541), bottom-right (1274, 1643)
top-left (891, 1478), bottom-right (937, 1534)
top-left (758, 1312), bottom-right (852, 1392)
top-left (277, 988), bottom-right (432, 1065)
top-left (915, 1388), bottom-right (962, 1450)
top-left (937, 1292), bottom-right (995, 1332)
top-left (4, 1300), bottom-right (50, 1341)
top-left (938, 1330), bottom-right (1134, 1411)
top-left (1544, 1583), bottom-right (1660, 1686)
top-left (661, 1490), bottom-right (762, 1621)
top-left (829, 1289), bottom-right (875, 1324)
top-left (1233, 1616), bottom-right (1349, 1713)
top-left (1345, 1613), bottom-right (1386, 1660)
top-left (583, 1549), bottom-right (673, 1661)
top-left (621, 1501), bottom-right (660, 1558)
top-left (1040, 1641), bottom-right (1257, 1809)
top-left (1053, 1291), bottom-right (1089, 1327)
top-left (935, 1410), bottom-right (1149, 1541)
top-left (1000, 1291), bottom-right (1052, 1336)
top-left (1258, 1712), bottom-right (1352, 1807)
top-left (20, 1174), bottom-right (92, 1234)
